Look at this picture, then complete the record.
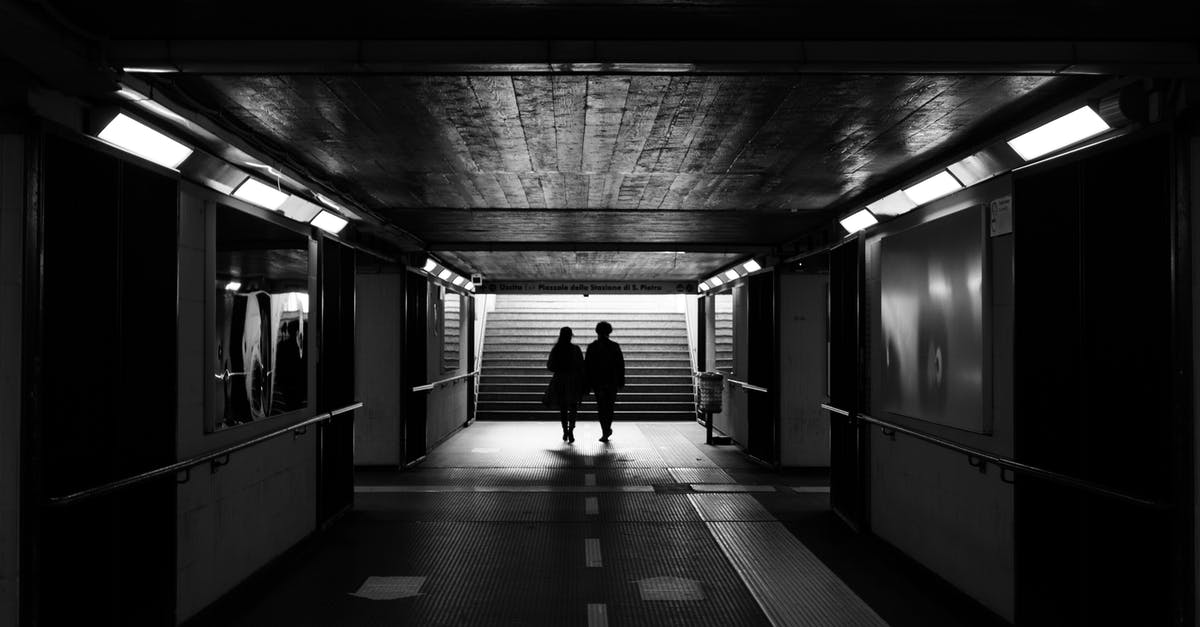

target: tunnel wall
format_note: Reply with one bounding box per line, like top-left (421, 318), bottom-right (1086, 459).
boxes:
top-left (354, 270), bottom-right (404, 465)
top-left (778, 273), bottom-right (830, 467)
top-left (175, 188), bottom-right (320, 622)
top-left (863, 175), bottom-right (1015, 621)
top-left (0, 133), bottom-right (23, 627)
top-left (715, 284), bottom-right (751, 445)
top-left (425, 284), bottom-right (470, 448)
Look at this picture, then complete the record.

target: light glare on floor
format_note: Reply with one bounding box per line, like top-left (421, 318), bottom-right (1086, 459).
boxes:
top-left (839, 209), bottom-right (878, 234)
top-left (97, 113), bottom-right (193, 169)
top-left (311, 210), bottom-right (349, 234)
top-left (233, 177), bottom-right (289, 210)
top-left (902, 171), bottom-right (962, 206)
top-left (1008, 106), bottom-right (1110, 161)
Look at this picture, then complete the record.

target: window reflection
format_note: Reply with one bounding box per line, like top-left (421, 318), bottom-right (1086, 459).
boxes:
top-left (213, 205), bottom-right (311, 430)
top-left (714, 293), bottom-right (733, 374)
top-left (442, 289), bottom-right (462, 373)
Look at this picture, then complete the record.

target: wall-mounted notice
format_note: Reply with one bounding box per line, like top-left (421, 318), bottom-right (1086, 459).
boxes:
top-left (879, 205), bottom-right (989, 433)
top-left (989, 196), bottom-right (1013, 236)
top-left (479, 281), bottom-right (697, 294)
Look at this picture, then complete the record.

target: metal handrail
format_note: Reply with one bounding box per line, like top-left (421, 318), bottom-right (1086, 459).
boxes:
top-left (727, 378), bottom-right (768, 394)
top-left (412, 369), bottom-right (480, 393)
top-left (47, 402), bottom-right (364, 507)
top-left (820, 404), bottom-right (1168, 510)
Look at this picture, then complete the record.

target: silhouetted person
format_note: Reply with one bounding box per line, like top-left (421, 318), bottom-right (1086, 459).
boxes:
top-left (585, 321), bottom-right (625, 442)
top-left (547, 326), bottom-right (585, 443)
top-left (273, 319), bottom-right (305, 412)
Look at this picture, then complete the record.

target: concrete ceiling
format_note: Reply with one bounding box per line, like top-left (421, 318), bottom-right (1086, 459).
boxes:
top-left (15, 1), bottom-right (1181, 281)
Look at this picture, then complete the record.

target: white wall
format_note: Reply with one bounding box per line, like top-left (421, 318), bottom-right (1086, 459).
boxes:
top-left (354, 271), bottom-right (403, 465)
top-left (0, 134), bottom-right (24, 627)
top-left (778, 273), bottom-right (830, 467)
top-left (175, 189), bottom-right (319, 623)
top-left (864, 176), bottom-right (1015, 621)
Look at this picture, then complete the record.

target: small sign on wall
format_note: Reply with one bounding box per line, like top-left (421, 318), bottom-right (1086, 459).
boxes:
top-left (989, 196), bottom-right (1013, 236)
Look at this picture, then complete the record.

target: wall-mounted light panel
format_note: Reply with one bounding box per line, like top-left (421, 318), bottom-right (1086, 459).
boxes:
top-left (97, 113), bottom-right (193, 169)
top-left (232, 177), bottom-right (289, 210)
top-left (310, 210), bottom-right (349, 234)
top-left (840, 209), bottom-right (879, 234)
top-left (1007, 105), bottom-right (1110, 161)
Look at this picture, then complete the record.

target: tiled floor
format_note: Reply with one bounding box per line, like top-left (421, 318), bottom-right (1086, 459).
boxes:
top-left (204, 421), bottom-right (1008, 627)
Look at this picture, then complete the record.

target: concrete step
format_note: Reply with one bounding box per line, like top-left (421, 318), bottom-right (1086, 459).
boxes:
top-left (484, 327), bottom-right (687, 338)
top-left (482, 359), bottom-right (691, 369)
top-left (476, 409), bottom-right (698, 421)
top-left (480, 374), bottom-right (694, 386)
top-left (487, 312), bottom-right (683, 322)
top-left (481, 343), bottom-right (688, 354)
top-left (478, 399), bottom-right (695, 411)
top-left (478, 391), bottom-right (694, 402)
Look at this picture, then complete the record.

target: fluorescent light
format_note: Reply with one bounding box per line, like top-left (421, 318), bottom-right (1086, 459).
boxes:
top-left (947, 153), bottom-right (997, 187)
top-left (277, 196), bottom-right (323, 223)
top-left (438, 269), bottom-right (452, 281)
top-left (902, 171), bottom-right (962, 206)
top-left (742, 259), bottom-right (762, 273)
top-left (840, 209), bottom-right (879, 234)
top-left (452, 276), bottom-right (466, 286)
top-left (224, 281), bottom-right (241, 292)
top-left (1008, 105), bottom-right (1110, 161)
top-left (423, 259), bottom-right (438, 273)
top-left (866, 190), bottom-right (918, 217)
top-left (97, 113), bottom-right (192, 169)
top-left (724, 269), bottom-right (740, 281)
top-left (122, 66), bottom-right (179, 74)
top-left (465, 282), bottom-right (475, 292)
top-left (311, 210), bottom-right (349, 234)
top-left (233, 178), bottom-right (289, 210)
top-left (698, 282), bottom-right (710, 292)
top-left (710, 275), bottom-right (724, 286)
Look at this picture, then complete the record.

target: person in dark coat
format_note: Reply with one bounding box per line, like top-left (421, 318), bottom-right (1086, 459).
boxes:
top-left (585, 321), bottom-right (625, 442)
top-left (547, 326), bottom-right (585, 443)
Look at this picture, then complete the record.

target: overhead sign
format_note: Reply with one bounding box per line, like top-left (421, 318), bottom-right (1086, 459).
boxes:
top-left (478, 281), bottom-right (697, 294)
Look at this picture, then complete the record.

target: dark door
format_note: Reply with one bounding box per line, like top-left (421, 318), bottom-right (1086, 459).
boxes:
top-left (317, 237), bottom-right (356, 526)
top-left (746, 271), bottom-right (778, 463)
top-left (827, 240), bottom-right (868, 530)
top-left (1013, 133), bottom-right (1182, 625)
top-left (25, 132), bottom-right (177, 625)
top-left (403, 273), bottom-right (428, 462)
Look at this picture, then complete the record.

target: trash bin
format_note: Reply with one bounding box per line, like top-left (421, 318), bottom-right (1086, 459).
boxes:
top-left (696, 372), bottom-right (724, 413)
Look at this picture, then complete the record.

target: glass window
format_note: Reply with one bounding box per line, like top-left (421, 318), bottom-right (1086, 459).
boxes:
top-left (442, 290), bottom-right (462, 373)
top-left (212, 205), bottom-right (311, 431)
top-left (714, 293), bottom-right (733, 374)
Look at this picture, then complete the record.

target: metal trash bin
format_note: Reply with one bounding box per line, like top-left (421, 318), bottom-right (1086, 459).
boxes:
top-left (696, 372), bottom-right (724, 413)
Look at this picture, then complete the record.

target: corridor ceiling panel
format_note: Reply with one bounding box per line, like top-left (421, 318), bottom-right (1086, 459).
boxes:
top-left (437, 251), bottom-right (745, 282)
top-left (164, 74), bottom-right (1075, 218)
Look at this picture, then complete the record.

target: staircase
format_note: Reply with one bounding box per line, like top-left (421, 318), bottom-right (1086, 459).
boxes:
top-left (477, 295), bottom-right (695, 420)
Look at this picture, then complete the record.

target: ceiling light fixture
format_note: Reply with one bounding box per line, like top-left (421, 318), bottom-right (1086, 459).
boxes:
top-left (710, 275), bottom-right (724, 287)
top-left (866, 190), bottom-right (918, 217)
top-left (452, 276), bottom-right (466, 286)
top-left (233, 177), bottom-right (289, 210)
top-left (742, 259), bottom-right (762, 273)
top-left (224, 281), bottom-right (242, 292)
top-left (1007, 105), bottom-right (1110, 161)
top-left (310, 210), bottom-right (349, 234)
top-left (724, 269), bottom-right (741, 281)
top-left (438, 269), bottom-right (452, 281)
top-left (423, 259), bottom-right (439, 273)
top-left (840, 209), bottom-right (879, 234)
top-left (902, 171), bottom-right (963, 206)
top-left (97, 113), bottom-right (193, 169)
top-left (698, 282), bottom-right (711, 292)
